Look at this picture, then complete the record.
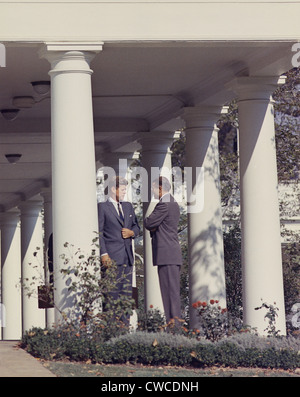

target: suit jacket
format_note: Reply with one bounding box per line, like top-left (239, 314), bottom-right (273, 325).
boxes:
top-left (144, 193), bottom-right (182, 266)
top-left (98, 200), bottom-right (140, 266)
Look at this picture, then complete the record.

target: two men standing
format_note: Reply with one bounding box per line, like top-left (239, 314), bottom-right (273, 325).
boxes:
top-left (98, 175), bottom-right (182, 325)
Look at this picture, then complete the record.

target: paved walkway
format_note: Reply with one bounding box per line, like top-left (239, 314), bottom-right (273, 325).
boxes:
top-left (0, 341), bottom-right (56, 377)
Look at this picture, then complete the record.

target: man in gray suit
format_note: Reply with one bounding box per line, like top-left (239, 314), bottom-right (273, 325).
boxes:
top-left (98, 176), bottom-right (140, 305)
top-left (144, 176), bottom-right (182, 324)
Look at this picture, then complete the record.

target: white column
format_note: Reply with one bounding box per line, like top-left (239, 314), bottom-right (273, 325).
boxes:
top-left (232, 76), bottom-right (286, 335)
top-left (0, 211), bottom-right (22, 340)
top-left (181, 106), bottom-right (226, 329)
top-left (41, 43), bottom-right (102, 321)
top-left (40, 188), bottom-right (55, 328)
top-left (19, 199), bottom-right (46, 332)
top-left (139, 132), bottom-right (177, 315)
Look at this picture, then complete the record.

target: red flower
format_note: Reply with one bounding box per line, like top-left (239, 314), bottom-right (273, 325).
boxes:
top-left (192, 301), bottom-right (202, 308)
top-left (210, 299), bottom-right (215, 305)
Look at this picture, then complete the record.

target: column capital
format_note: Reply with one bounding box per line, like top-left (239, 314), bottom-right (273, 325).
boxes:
top-left (18, 199), bottom-right (43, 216)
top-left (0, 210), bottom-right (20, 227)
top-left (42, 42), bottom-right (103, 53)
top-left (39, 42), bottom-right (103, 74)
top-left (180, 106), bottom-right (227, 130)
top-left (138, 131), bottom-right (179, 152)
top-left (227, 75), bottom-right (286, 101)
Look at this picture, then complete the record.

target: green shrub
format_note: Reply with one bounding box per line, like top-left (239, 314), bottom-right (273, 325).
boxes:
top-left (192, 300), bottom-right (231, 341)
top-left (21, 327), bottom-right (300, 370)
top-left (137, 306), bottom-right (166, 332)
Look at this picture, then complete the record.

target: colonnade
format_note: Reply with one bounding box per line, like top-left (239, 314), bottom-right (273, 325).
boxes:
top-left (0, 44), bottom-right (286, 339)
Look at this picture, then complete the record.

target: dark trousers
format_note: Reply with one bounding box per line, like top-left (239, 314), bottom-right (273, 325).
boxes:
top-left (157, 265), bottom-right (181, 324)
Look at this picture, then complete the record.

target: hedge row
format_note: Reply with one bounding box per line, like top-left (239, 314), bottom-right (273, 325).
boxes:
top-left (21, 327), bottom-right (300, 370)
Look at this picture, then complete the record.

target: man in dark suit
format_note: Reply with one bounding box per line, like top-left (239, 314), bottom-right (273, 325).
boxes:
top-left (98, 176), bottom-right (140, 306)
top-left (144, 176), bottom-right (182, 324)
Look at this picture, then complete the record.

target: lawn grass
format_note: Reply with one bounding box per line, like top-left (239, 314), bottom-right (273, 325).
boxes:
top-left (43, 361), bottom-right (300, 377)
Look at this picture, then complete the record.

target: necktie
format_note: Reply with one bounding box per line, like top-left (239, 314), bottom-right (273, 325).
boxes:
top-left (117, 202), bottom-right (124, 223)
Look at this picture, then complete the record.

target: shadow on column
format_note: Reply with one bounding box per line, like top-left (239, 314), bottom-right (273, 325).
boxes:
top-left (188, 209), bottom-right (226, 301)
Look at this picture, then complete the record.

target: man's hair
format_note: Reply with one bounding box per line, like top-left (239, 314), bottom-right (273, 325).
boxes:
top-left (108, 176), bottom-right (128, 190)
top-left (153, 176), bottom-right (171, 192)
